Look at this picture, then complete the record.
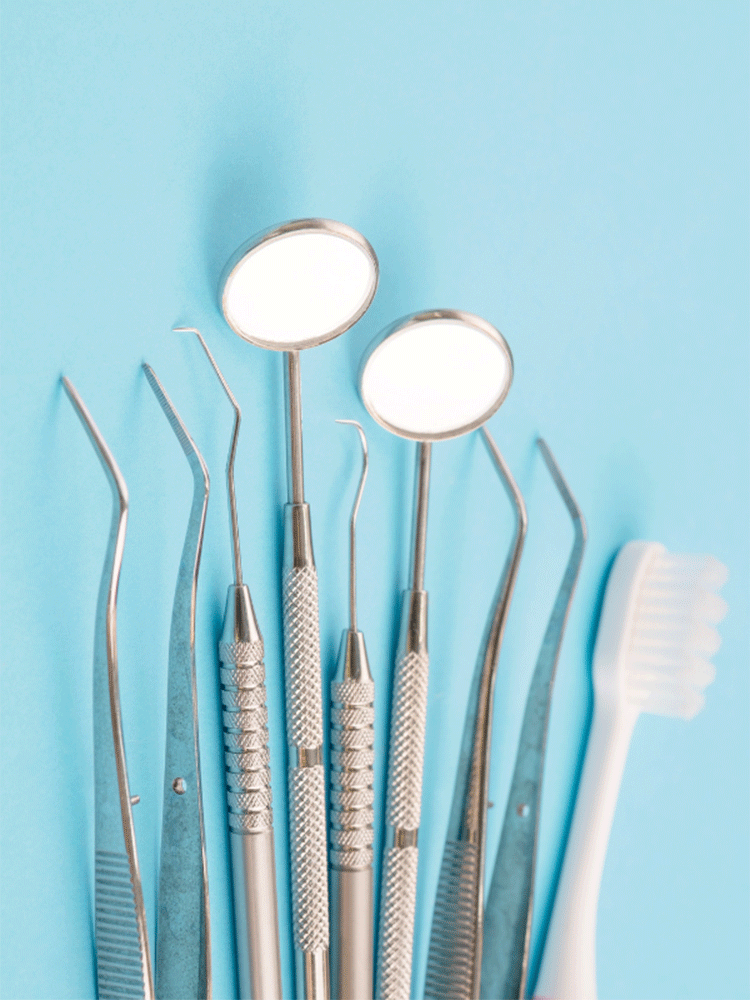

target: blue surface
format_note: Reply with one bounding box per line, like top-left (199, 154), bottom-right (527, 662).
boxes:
top-left (1, 4), bottom-right (748, 998)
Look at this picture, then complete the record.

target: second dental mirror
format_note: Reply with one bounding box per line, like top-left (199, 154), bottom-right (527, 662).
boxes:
top-left (359, 309), bottom-right (513, 1000)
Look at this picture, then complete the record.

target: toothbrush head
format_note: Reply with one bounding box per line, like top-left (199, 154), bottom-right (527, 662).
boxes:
top-left (593, 541), bottom-right (728, 720)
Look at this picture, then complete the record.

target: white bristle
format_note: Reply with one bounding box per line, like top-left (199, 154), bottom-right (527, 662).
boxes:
top-left (623, 550), bottom-right (728, 718)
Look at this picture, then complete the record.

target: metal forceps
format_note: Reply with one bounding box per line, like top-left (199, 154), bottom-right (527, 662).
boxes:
top-left (425, 436), bottom-right (585, 1000)
top-left (481, 439), bottom-right (586, 1000)
top-left (63, 371), bottom-right (211, 1000)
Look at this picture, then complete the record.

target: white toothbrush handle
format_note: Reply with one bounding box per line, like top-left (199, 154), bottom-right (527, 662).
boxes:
top-left (535, 701), bottom-right (638, 1000)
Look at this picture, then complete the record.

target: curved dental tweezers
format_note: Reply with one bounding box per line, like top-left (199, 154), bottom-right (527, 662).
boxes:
top-left (481, 438), bottom-right (587, 1000)
top-left (142, 364), bottom-right (212, 1000)
top-left (62, 377), bottom-right (154, 1000)
top-left (424, 426), bottom-right (527, 1000)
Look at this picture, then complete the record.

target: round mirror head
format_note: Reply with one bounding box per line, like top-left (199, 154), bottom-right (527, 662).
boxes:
top-left (220, 219), bottom-right (379, 351)
top-left (360, 310), bottom-right (513, 441)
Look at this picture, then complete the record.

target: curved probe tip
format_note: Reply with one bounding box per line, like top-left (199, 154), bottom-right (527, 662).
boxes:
top-left (337, 419), bottom-right (369, 632)
top-left (183, 327), bottom-right (244, 586)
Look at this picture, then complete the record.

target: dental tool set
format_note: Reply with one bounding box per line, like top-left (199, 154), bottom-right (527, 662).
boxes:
top-left (62, 217), bottom-right (729, 1000)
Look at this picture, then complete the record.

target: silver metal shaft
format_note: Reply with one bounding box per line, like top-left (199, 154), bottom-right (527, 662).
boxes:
top-left (143, 364), bottom-right (212, 1000)
top-left (481, 438), bottom-right (586, 1000)
top-left (330, 421), bottom-right (374, 1000)
top-left (411, 441), bottom-right (431, 591)
top-left (281, 351), bottom-right (330, 1000)
top-left (63, 377), bottom-right (154, 1000)
top-left (424, 427), bottom-right (526, 1000)
top-left (185, 330), bottom-right (283, 1000)
top-left (286, 351), bottom-right (305, 505)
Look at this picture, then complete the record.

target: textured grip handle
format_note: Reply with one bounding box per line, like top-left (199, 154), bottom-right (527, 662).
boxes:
top-left (220, 638), bottom-right (273, 833)
top-left (376, 846), bottom-right (419, 1000)
top-left (330, 680), bottom-right (375, 870)
top-left (282, 561), bottom-right (330, 958)
top-left (424, 840), bottom-right (479, 1000)
top-left (288, 763), bottom-right (330, 952)
top-left (377, 591), bottom-right (429, 1000)
top-left (283, 565), bottom-right (325, 750)
top-left (385, 647), bottom-right (430, 831)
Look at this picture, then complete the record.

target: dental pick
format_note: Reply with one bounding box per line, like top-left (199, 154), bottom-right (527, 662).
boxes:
top-left (330, 419), bottom-right (375, 1000)
top-left (180, 328), bottom-right (283, 1000)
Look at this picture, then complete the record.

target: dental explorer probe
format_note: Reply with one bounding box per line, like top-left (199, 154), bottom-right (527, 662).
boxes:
top-left (179, 328), bottom-right (283, 1000)
top-left (221, 219), bottom-right (379, 1000)
top-left (330, 420), bottom-right (375, 1000)
top-left (62, 377), bottom-right (154, 1000)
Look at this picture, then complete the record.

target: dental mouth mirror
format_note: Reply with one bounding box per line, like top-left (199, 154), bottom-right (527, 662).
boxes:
top-left (220, 219), bottom-right (379, 1000)
top-left (359, 309), bottom-right (513, 1000)
top-left (178, 329), bottom-right (283, 1000)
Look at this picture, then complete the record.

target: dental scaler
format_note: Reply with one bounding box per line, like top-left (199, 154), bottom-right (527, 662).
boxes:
top-left (183, 329), bottom-right (282, 1000)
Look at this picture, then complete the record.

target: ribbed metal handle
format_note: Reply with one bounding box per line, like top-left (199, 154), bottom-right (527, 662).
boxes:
top-left (219, 585), bottom-right (282, 1000)
top-left (220, 637), bottom-right (273, 833)
top-left (330, 678), bottom-right (375, 870)
top-left (282, 503), bottom-right (330, 1000)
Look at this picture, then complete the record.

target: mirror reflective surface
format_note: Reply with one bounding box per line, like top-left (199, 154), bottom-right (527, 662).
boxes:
top-left (360, 311), bottom-right (513, 440)
top-left (221, 219), bottom-right (378, 351)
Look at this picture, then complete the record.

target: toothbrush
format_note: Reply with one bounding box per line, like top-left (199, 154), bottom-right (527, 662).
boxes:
top-left (535, 541), bottom-right (728, 1000)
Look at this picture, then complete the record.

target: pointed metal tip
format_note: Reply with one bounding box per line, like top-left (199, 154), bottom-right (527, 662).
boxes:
top-left (536, 438), bottom-right (586, 535)
top-left (338, 418), bottom-right (369, 631)
top-left (337, 419), bottom-right (368, 460)
top-left (62, 376), bottom-right (129, 509)
top-left (188, 330), bottom-right (243, 585)
top-left (142, 365), bottom-right (209, 492)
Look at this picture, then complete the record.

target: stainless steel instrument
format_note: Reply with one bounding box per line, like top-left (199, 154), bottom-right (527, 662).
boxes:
top-left (220, 219), bottom-right (379, 1000)
top-left (66, 368), bottom-right (214, 998)
top-left (143, 364), bottom-right (212, 1000)
top-left (359, 311), bottom-right (514, 1000)
top-left (481, 439), bottom-right (586, 1000)
top-left (424, 428), bottom-right (526, 1000)
top-left (63, 377), bottom-right (154, 1000)
top-left (329, 420), bottom-right (375, 1000)
top-left (181, 328), bottom-right (283, 1000)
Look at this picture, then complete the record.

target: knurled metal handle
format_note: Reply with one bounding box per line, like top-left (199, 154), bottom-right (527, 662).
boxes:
top-left (377, 591), bottom-right (429, 1000)
top-left (283, 565), bottom-right (325, 750)
top-left (376, 846), bottom-right (419, 1000)
top-left (220, 638), bottom-right (273, 833)
top-left (385, 646), bottom-right (430, 831)
top-left (330, 680), bottom-right (375, 870)
top-left (282, 562), bottom-right (330, 956)
top-left (288, 763), bottom-right (330, 952)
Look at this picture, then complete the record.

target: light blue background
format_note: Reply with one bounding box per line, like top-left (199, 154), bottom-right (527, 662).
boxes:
top-left (1, 3), bottom-right (747, 998)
